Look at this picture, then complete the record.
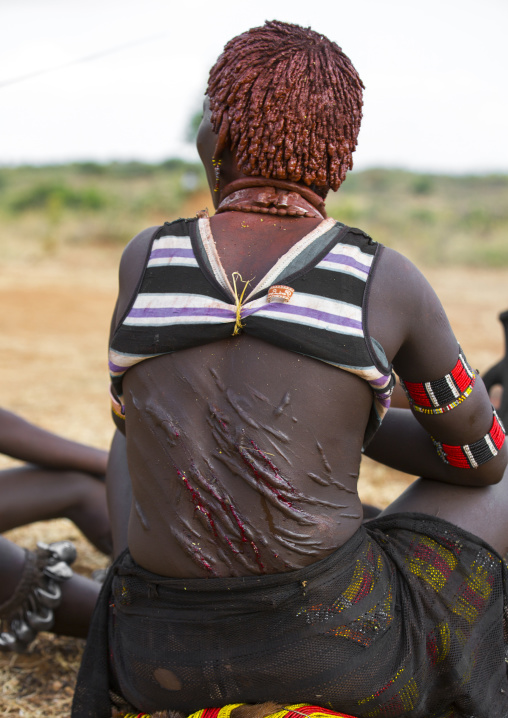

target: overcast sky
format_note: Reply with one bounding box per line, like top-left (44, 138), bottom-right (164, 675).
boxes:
top-left (1, 0), bottom-right (507, 173)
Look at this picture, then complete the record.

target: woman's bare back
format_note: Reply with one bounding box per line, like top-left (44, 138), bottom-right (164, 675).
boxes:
top-left (112, 211), bottom-right (381, 577)
top-left (125, 334), bottom-right (372, 577)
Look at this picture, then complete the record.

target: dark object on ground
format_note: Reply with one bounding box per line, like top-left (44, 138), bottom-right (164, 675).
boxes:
top-left (483, 310), bottom-right (508, 429)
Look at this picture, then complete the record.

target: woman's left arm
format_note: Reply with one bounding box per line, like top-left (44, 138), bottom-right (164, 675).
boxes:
top-left (365, 248), bottom-right (507, 487)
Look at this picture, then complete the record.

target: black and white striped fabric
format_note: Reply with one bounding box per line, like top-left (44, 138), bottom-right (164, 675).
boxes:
top-left (109, 217), bottom-right (395, 443)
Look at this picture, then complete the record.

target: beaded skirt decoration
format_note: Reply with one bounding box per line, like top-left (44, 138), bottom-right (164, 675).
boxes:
top-left (118, 704), bottom-right (358, 718)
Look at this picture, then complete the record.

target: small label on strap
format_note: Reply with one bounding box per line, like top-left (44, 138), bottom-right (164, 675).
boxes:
top-left (268, 285), bottom-right (294, 303)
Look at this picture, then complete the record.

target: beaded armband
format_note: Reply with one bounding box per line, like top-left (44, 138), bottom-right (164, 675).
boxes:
top-left (401, 348), bottom-right (476, 415)
top-left (432, 409), bottom-right (506, 469)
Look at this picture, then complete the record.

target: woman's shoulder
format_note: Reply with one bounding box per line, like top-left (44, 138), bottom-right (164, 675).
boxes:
top-left (120, 218), bottom-right (197, 268)
top-left (372, 244), bottom-right (434, 296)
top-left (119, 225), bottom-right (158, 267)
top-left (366, 243), bottom-right (455, 366)
top-left (113, 226), bottom-right (161, 326)
top-left (116, 218), bottom-right (199, 312)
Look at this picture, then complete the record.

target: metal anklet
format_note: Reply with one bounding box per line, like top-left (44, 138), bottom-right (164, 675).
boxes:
top-left (0, 540), bottom-right (76, 652)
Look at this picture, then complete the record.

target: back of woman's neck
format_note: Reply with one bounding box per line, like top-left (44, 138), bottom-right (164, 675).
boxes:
top-left (217, 177), bottom-right (327, 219)
top-left (208, 212), bottom-right (323, 284)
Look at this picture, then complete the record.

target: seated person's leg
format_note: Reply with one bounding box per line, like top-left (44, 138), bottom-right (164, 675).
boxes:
top-left (0, 466), bottom-right (112, 555)
top-left (378, 465), bottom-right (508, 557)
top-left (0, 535), bottom-right (100, 650)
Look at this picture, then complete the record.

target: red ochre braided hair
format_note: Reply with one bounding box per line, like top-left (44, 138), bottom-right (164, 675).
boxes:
top-left (206, 20), bottom-right (365, 194)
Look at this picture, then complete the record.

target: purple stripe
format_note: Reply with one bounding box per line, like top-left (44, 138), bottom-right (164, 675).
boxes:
top-left (243, 302), bottom-right (362, 331)
top-left (128, 306), bottom-right (234, 319)
top-left (370, 375), bottom-right (392, 387)
top-left (109, 360), bottom-right (132, 373)
top-left (375, 396), bottom-right (392, 409)
top-left (322, 252), bottom-right (370, 274)
top-left (150, 248), bottom-right (195, 260)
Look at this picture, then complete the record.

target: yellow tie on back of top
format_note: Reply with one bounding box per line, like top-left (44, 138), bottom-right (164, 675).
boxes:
top-left (231, 272), bottom-right (251, 336)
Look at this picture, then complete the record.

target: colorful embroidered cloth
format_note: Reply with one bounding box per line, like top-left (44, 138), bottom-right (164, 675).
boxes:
top-left (120, 704), bottom-right (358, 718)
top-left (189, 706), bottom-right (357, 718)
top-left (73, 514), bottom-right (508, 718)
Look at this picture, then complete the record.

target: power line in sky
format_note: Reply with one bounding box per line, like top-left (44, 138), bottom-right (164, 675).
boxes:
top-left (0, 33), bottom-right (166, 89)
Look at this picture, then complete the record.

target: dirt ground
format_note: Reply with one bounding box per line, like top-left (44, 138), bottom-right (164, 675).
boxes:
top-left (1, 242), bottom-right (507, 716)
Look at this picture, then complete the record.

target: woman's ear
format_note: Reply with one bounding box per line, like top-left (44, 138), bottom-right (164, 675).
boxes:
top-left (213, 110), bottom-right (230, 162)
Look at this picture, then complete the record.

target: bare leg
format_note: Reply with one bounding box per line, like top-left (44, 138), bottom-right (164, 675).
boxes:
top-left (0, 466), bottom-right (112, 555)
top-left (0, 407), bottom-right (108, 476)
top-left (0, 535), bottom-right (100, 642)
top-left (51, 572), bottom-right (101, 638)
top-left (0, 535), bottom-right (25, 599)
top-left (379, 465), bottom-right (508, 557)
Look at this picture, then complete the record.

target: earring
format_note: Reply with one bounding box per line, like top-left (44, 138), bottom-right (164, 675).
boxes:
top-left (212, 158), bottom-right (222, 193)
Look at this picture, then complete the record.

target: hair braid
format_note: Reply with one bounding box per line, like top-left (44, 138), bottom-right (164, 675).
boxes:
top-left (207, 20), bottom-right (364, 192)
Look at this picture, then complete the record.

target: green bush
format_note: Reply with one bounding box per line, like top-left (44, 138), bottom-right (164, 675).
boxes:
top-left (9, 183), bottom-right (108, 212)
top-left (71, 162), bottom-right (107, 175)
top-left (0, 163), bottom-right (506, 266)
top-left (412, 176), bottom-right (434, 195)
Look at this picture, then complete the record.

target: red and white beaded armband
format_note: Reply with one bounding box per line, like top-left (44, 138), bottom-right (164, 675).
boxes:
top-left (401, 348), bottom-right (476, 415)
top-left (431, 409), bottom-right (506, 468)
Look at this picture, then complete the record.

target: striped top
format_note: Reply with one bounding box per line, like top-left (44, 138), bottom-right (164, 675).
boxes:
top-left (109, 217), bottom-right (395, 445)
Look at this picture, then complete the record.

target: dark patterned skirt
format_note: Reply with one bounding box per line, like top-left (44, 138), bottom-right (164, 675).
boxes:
top-left (72, 513), bottom-right (508, 718)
